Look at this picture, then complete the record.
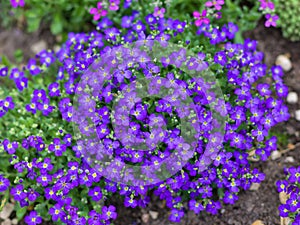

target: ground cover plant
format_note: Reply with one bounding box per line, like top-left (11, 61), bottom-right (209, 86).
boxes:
top-left (0, 0), bottom-right (296, 225)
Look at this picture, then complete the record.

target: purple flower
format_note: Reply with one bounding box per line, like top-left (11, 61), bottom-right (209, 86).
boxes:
top-left (278, 204), bottom-right (290, 217)
top-left (276, 180), bottom-right (289, 193)
top-left (3, 139), bottom-right (18, 154)
top-left (32, 89), bottom-right (47, 102)
top-left (265, 14), bottom-right (279, 27)
top-left (25, 101), bottom-right (37, 114)
top-left (259, 0), bottom-right (275, 10)
top-left (88, 210), bottom-right (101, 224)
top-left (90, 2), bottom-right (108, 21)
top-left (97, 17), bottom-right (113, 30)
top-left (101, 205), bottom-right (117, 220)
top-left (109, 0), bottom-right (120, 11)
top-left (257, 83), bottom-right (271, 96)
top-left (223, 191), bottom-right (239, 204)
top-left (88, 186), bottom-right (103, 201)
top-left (173, 20), bottom-right (186, 33)
top-left (252, 126), bottom-right (268, 142)
top-left (37, 99), bottom-right (55, 116)
top-left (189, 200), bottom-right (204, 214)
top-left (121, 16), bottom-right (134, 28)
top-left (48, 82), bottom-right (61, 97)
top-left (193, 10), bottom-right (210, 27)
top-left (154, 7), bottom-right (165, 18)
top-left (9, 68), bottom-right (24, 80)
top-left (205, 0), bottom-right (224, 10)
top-left (49, 204), bottom-right (66, 221)
top-left (275, 83), bottom-right (288, 97)
top-left (27, 59), bottom-right (41, 75)
top-left (10, 0), bottom-right (25, 8)
top-left (63, 134), bottom-right (72, 147)
top-left (11, 184), bottom-right (26, 201)
top-left (37, 158), bottom-right (53, 173)
top-left (15, 77), bottom-right (28, 91)
top-left (105, 27), bottom-right (121, 41)
top-left (37, 173), bottom-right (52, 187)
top-left (214, 51), bottom-right (227, 66)
top-left (169, 209), bottom-right (184, 223)
top-left (0, 67), bottom-right (8, 77)
top-left (226, 22), bottom-right (239, 39)
top-left (124, 196), bottom-right (138, 208)
top-left (44, 187), bottom-right (56, 200)
top-left (2, 96), bottom-right (15, 110)
top-left (206, 200), bottom-right (221, 214)
top-left (288, 167), bottom-right (300, 183)
top-left (27, 188), bottom-right (40, 202)
top-left (209, 28), bottom-right (222, 45)
top-left (133, 21), bottom-right (146, 33)
top-left (24, 211), bottom-right (42, 225)
top-left (0, 175), bottom-right (10, 192)
top-left (48, 138), bottom-right (66, 156)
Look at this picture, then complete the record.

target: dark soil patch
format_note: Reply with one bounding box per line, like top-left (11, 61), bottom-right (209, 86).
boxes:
top-left (0, 25), bottom-right (56, 64)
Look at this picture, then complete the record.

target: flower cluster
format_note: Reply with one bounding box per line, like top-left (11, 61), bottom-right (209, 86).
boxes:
top-left (258, 0), bottom-right (278, 27)
top-left (193, 0), bottom-right (278, 28)
top-left (193, 0), bottom-right (224, 27)
top-left (90, 0), bottom-right (127, 20)
top-left (277, 167), bottom-right (300, 224)
top-left (0, 3), bottom-right (289, 225)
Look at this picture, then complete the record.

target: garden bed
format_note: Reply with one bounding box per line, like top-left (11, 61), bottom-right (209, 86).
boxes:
top-left (0, 1), bottom-right (299, 225)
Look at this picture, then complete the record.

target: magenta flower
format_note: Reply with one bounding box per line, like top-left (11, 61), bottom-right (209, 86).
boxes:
top-left (205, 0), bottom-right (224, 10)
top-left (90, 2), bottom-right (108, 21)
top-left (109, 0), bottom-right (120, 11)
top-left (193, 10), bottom-right (210, 27)
top-left (154, 7), bottom-right (166, 18)
top-left (259, 0), bottom-right (275, 10)
top-left (10, 0), bottom-right (25, 8)
top-left (265, 14), bottom-right (279, 27)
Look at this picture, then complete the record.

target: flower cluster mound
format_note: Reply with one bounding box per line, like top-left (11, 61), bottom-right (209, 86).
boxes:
top-left (0, 8), bottom-right (289, 225)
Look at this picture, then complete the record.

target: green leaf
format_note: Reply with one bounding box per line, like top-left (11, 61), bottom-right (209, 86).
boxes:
top-left (50, 13), bottom-right (63, 35)
top-left (217, 188), bottom-right (225, 198)
top-left (14, 49), bottom-right (23, 64)
top-left (35, 202), bottom-right (50, 220)
top-left (234, 30), bottom-right (244, 43)
top-left (0, 55), bottom-right (11, 67)
top-left (25, 11), bottom-right (41, 32)
top-left (16, 203), bottom-right (27, 220)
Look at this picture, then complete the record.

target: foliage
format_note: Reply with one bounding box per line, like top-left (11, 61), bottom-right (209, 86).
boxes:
top-left (1, 0), bottom-right (97, 40)
top-left (274, 0), bottom-right (300, 41)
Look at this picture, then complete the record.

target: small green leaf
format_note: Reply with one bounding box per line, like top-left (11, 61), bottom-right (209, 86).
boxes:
top-left (25, 11), bottom-right (41, 32)
top-left (1, 55), bottom-right (11, 67)
top-left (16, 203), bottom-right (27, 220)
top-left (50, 13), bottom-right (63, 35)
top-left (234, 30), bottom-right (244, 43)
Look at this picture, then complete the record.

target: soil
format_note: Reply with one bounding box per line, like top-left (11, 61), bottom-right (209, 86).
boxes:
top-left (0, 19), bottom-right (300, 225)
top-left (0, 24), bottom-right (56, 64)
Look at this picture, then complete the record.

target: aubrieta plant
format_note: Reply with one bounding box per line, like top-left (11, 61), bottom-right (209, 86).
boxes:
top-left (273, 0), bottom-right (300, 41)
top-left (0, 0), bottom-right (289, 225)
top-left (277, 167), bottom-right (300, 225)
